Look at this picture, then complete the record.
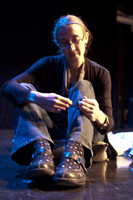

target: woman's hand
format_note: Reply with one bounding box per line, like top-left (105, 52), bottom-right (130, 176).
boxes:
top-left (78, 96), bottom-right (106, 126)
top-left (24, 91), bottom-right (72, 113)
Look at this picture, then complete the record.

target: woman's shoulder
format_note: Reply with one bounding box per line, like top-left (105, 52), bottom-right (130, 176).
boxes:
top-left (85, 57), bottom-right (110, 80)
top-left (42, 54), bottom-right (66, 64)
top-left (27, 54), bottom-right (65, 73)
top-left (85, 57), bottom-right (109, 73)
top-left (84, 57), bottom-right (111, 85)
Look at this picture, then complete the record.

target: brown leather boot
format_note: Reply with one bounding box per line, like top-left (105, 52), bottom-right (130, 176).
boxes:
top-left (53, 141), bottom-right (87, 187)
top-left (25, 139), bottom-right (55, 180)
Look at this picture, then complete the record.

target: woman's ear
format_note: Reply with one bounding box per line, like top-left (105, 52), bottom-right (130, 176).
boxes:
top-left (84, 32), bottom-right (89, 44)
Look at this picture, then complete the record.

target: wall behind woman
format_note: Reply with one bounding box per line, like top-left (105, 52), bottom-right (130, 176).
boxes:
top-left (0, 1), bottom-right (117, 128)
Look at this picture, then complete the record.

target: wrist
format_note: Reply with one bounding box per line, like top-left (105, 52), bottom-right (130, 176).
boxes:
top-left (24, 91), bottom-right (38, 103)
top-left (95, 110), bottom-right (106, 125)
top-left (96, 114), bottom-right (109, 130)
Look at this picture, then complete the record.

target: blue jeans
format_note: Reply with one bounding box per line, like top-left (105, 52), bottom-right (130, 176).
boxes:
top-left (12, 80), bottom-right (104, 167)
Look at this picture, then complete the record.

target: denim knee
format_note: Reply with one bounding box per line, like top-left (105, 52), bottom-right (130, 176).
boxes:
top-left (69, 80), bottom-right (95, 100)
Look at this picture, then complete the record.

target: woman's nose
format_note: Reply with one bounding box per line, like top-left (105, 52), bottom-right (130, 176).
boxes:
top-left (69, 42), bottom-right (76, 50)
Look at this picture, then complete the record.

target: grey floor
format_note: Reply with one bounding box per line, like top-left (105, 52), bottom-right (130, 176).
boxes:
top-left (0, 129), bottom-right (133, 200)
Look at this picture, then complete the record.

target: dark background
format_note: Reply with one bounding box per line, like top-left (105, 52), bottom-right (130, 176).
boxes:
top-left (0, 0), bottom-right (133, 131)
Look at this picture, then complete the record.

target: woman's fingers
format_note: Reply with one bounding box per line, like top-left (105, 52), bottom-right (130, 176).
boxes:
top-left (78, 97), bottom-right (100, 122)
top-left (49, 96), bottom-right (72, 111)
top-left (78, 100), bottom-right (93, 111)
top-left (40, 93), bottom-right (72, 112)
top-left (54, 98), bottom-right (71, 109)
top-left (56, 94), bottom-right (72, 105)
top-left (82, 97), bottom-right (97, 106)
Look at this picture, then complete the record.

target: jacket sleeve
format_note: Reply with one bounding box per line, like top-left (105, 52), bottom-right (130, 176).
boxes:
top-left (1, 55), bottom-right (62, 105)
top-left (1, 56), bottom-right (51, 105)
top-left (1, 71), bottom-right (35, 105)
top-left (94, 69), bottom-right (114, 134)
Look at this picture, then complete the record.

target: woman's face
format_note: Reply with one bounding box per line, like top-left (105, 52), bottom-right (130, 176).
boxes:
top-left (56, 24), bottom-right (89, 67)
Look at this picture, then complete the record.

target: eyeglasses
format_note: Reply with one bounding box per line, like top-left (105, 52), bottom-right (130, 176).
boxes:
top-left (57, 36), bottom-right (84, 49)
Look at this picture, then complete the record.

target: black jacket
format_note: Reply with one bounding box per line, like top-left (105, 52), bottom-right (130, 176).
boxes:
top-left (1, 54), bottom-right (114, 134)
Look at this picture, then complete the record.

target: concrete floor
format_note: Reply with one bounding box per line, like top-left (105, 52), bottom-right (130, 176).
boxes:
top-left (0, 129), bottom-right (133, 200)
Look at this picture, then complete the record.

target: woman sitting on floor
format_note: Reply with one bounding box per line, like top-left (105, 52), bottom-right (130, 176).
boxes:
top-left (1, 14), bottom-right (114, 187)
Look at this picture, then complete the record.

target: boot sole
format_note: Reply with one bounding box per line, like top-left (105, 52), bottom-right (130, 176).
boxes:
top-left (53, 177), bottom-right (86, 187)
top-left (25, 168), bottom-right (55, 180)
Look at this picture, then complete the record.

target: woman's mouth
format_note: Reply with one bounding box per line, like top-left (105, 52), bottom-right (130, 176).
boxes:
top-left (69, 52), bottom-right (78, 57)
